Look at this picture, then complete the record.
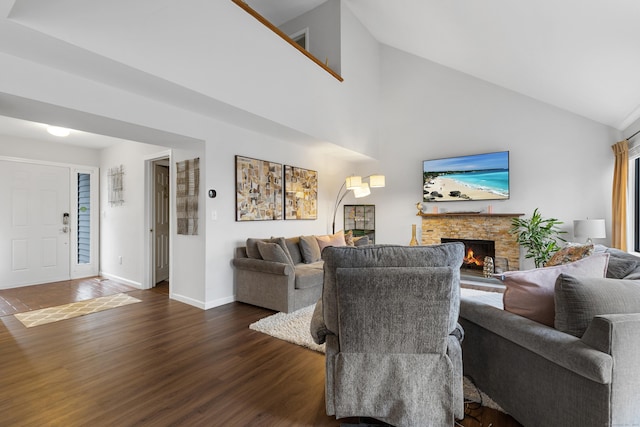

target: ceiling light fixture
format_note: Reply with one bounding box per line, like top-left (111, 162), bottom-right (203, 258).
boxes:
top-left (47, 126), bottom-right (71, 137)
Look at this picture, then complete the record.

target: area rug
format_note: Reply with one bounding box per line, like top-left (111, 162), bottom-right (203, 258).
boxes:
top-left (14, 293), bottom-right (142, 328)
top-left (249, 301), bottom-right (504, 412)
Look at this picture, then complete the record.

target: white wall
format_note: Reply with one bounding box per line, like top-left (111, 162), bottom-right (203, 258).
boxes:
top-left (279, 0), bottom-right (341, 74)
top-left (203, 120), bottom-right (351, 308)
top-left (374, 46), bottom-right (620, 268)
top-left (1, 2), bottom-right (627, 303)
top-left (7, 0), bottom-right (380, 158)
top-left (99, 141), bottom-right (166, 287)
top-left (100, 140), bottom-right (206, 305)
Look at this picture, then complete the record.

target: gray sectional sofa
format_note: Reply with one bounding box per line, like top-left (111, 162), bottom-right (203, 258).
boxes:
top-left (233, 232), bottom-right (370, 313)
top-left (232, 236), bottom-right (325, 313)
top-left (459, 247), bottom-right (640, 427)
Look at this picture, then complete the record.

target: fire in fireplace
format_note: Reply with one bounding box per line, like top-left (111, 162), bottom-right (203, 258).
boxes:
top-left (441, 238), bottom-right (496, 271)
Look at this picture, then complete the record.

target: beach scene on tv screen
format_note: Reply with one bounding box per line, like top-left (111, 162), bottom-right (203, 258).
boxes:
top-left (423, 151), bottom-right (509, 202)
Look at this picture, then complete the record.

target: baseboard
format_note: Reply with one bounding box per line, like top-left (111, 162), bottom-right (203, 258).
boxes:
top-left (171, 294), bottom-right (234, 310)
top-left (170, 293), bottom-right (205, 309)
top-left (99, 272), bottom-right (142, 289)
top-left (204, 295), bottom-right (235, 310)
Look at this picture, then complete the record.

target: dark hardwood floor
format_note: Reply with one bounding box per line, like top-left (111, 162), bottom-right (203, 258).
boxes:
top-left (0, 279), bottom-right (521, 427)
top-left (0, 277), bottom-right (138, 316)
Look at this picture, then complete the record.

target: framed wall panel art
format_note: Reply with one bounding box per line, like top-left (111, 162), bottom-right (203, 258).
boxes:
top-left (284, 165), bottom-right (318, 220)
top-left (235, 155), bottom-right (283, 221)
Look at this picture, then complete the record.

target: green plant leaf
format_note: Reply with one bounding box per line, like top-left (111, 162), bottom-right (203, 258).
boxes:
top-left (510, 208), bottom-right (566, 268)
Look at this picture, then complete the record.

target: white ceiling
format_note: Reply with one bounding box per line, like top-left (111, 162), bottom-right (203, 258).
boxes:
top-left (1, 0), bottom-right (640, 147)
top-left (247, 0), bottom-right (640, 132)
top-left (343, 0), bottom-right (640, 132)
top-left (0, 116), bottom-right (127, 149)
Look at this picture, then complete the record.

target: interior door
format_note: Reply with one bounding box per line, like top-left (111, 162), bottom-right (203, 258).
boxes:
top-left (154, 163), bottom-right (170, 283)
top-left (0, 160), bottom-right (70, 288)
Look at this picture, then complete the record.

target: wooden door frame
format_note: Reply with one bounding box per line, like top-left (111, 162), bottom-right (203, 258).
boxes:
top-left (143, 150), bottom-right (173, 291)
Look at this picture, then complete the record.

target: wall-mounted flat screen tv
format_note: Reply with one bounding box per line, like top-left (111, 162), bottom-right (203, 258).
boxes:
top-left (423, 151), bottom-right (509, 202)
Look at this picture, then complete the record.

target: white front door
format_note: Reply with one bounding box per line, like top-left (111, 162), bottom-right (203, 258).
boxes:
top-left (0, 160), bottom-right (70, 288)
top-left (154, 163), bottom-right (170, 283)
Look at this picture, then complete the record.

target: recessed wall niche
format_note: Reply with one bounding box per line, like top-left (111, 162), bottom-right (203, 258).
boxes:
top-left (232, 0), bottom-right (342, 81)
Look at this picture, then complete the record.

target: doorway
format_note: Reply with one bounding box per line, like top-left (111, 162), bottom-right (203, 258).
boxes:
top-left (154, 161), bottom-right (170, 284)
top-left (144, 152), bottom-right (172, 290)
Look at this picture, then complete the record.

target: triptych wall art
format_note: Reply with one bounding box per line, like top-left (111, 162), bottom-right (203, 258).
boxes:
top-left (235, 155), bottom-right (318, 221)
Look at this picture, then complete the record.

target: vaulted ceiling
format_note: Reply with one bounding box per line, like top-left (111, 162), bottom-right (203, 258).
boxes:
top-left (1, 0), bottom-right (639, 146)
top-left (344, 0), bottom-right (640, 132)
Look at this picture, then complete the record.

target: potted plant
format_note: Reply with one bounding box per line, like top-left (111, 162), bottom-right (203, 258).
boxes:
top-left (510, 208), bottom-right (566, 268)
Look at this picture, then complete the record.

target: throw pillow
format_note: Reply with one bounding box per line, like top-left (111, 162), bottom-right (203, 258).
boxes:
top-left (555, 274), bottom-right (640, 337)
top-left (245, 238), bottom-right (264, 259)
top-left (316, 230), bottom-right (347, 252)
top-left (345, 230), bottom-right (355, 246)
top-left (299, 235), bottom-right (322, 263)
top-left (256, 241), bottom-right (293, 266)
top-left (604, 247), bottom-right (640, 279)
top-left (501, 253), bottom-right (609, 326)
top-left (546, 244), bottom-right (594, 267)
top-left (246, 237), bottom-right (293, 265)
top-left (353, 235), bottom-right (370, 246)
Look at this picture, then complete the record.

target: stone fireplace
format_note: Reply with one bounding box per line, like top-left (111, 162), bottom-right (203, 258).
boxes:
top-left (441, 238), bottom-right (495, 273)
top-left (419, 212), bottom-right (523, 272)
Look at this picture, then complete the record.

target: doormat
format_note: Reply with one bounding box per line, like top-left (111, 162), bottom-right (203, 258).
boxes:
top-left (14, 293), bottom-right (141, 328)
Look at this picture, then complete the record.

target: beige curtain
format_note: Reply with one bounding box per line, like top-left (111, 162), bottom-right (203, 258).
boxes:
top-left (611, 140), bottom-right (628, 250)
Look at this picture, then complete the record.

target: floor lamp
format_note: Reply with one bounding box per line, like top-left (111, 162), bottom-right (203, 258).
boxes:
top-left (332, 174), bottom-right (385, 234)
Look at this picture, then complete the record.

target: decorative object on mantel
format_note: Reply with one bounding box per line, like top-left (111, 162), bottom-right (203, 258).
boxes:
top-left (176, 157), bottom-right (200, 235)
top-left (235, 155), bottom-right (283, 221)
top-left (409, 224), bottom-right (419, 246)
top-left (510, 208), bottom-right (566, 268)
top-left (107, 164), bottom-right (124, 206)
top-left (483, 256), bottom-right (494, 278)
top-left (284, 165), bottom-right (317, 220)
top-left (573, 218), bottom-right (606, 244)
top-left (332, 173), bottom-right (385, 234)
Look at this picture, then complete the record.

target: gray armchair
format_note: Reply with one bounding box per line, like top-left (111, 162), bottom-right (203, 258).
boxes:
top-left (311, 243), bottom-right (465, 427)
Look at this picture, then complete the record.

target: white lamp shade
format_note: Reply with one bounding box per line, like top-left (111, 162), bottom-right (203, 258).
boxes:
top-left (353, 183), bottom-right (371, 198)
top-left (573, 219), bottom-right (606, 239)
top-left (345, 175), bottom-right (362, 190)
top-left (369, 174), bottom-right (385, 188)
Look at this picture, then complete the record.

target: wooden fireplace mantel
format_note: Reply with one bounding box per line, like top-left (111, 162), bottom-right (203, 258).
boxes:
top-left (417, 212), bottom-right (524, 218)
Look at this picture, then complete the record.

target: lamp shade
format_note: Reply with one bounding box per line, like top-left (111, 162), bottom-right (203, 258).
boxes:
top-left (369, 174), bottom-right (385, 188)
top-left (345, 175), bottom-right (362, 190)
top-left (573, 219), bottom-right (606, 240)
top-left (353, 183), bottom-right (371, 198)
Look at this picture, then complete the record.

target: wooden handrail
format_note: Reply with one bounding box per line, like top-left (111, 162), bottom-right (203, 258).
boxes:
top-left (231, 0), bottom-right (344, 82)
